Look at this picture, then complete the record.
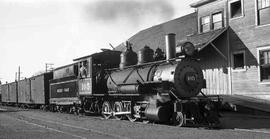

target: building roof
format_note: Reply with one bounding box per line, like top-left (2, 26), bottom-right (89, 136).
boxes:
top-left (190, 0), bottom-right (217, 8)
top-left (115, 12), bottom-right (198, 52)
top-left (186, 27), bottom-right (227, 51)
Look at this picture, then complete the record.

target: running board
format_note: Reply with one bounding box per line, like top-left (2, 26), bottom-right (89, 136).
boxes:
top-left (103, 111), bottom-right (131, 116)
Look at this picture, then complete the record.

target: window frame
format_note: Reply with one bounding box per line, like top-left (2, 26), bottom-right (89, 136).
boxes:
top-left (255, 0), bottom-right (270, 26)
top-left (199, 10), bottom-right (224, 34)
top-left (212, 11), bottom-right (224, 30)
top-left (200, 15), bottom-right (211, 33)
top-left (231, 50), bottom-right (246, 72)
top-left (229, 0), bottom-right (245, 20)
top-left (257, 46), bottom-right (270, 83)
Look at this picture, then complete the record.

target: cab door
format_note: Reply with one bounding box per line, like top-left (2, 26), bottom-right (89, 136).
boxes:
top-left (78, 57), bottom-right (92, 95)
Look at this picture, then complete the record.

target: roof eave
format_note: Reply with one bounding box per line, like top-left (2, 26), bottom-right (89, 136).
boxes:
top-left (197, 27), bottom-right (228, 51)
top-left (190, 0), bottom-right (217, 8)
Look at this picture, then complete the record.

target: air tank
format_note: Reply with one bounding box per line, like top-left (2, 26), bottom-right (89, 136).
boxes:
top-left (137, 46), bottom-right (154, 65)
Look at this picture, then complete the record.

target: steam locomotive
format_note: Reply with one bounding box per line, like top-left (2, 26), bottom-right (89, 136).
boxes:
top-left (1, 33), bottom-right (220, 127)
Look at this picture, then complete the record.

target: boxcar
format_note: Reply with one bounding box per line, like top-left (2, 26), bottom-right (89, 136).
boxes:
top-left (18, 79), bottom-right (31, 104)
top-left (1, 82), bottom-right (18, 104)
top-left (0, 85), bottom-right (1, 102)
top-left (30, 72), bottom-right (53, 105)
top-left (8, 82), bottom-right (18, 104)
top-left (1, 84), bottom-right (9, 103)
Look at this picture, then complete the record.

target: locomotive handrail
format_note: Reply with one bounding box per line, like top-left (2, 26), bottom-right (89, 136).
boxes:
top-left (104, 56), bottom-right (186, 71)
top-left (116, 81), bottom-right (164, 86)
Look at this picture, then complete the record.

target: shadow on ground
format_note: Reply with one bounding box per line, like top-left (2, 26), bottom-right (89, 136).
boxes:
top-left (219, 112), bottom-right (270, 129)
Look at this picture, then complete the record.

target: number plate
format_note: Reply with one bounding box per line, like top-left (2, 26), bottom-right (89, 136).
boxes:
top-left (79, 78), bottom-right (92, 95)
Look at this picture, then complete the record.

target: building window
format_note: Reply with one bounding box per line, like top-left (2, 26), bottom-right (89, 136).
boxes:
top-left (200, 16), bottom-right (210, 33)
top-left (232, 51), bottom-right (245, 70)
top-left (229, 0), bottom-right (243, 18)
top-left (257, 0), bottom-right (270, 25)
top-left (259, 49), bottom-right (270, 81)
top-left (212, 12), bottom-right (223, 30)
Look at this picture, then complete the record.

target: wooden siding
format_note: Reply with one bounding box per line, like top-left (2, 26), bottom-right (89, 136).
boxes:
top-left (196, 0), bottom-right (270, 100)
top-left (31, 75), bottom-right (45, 104)
top-left (229, 0), bottom-right (270, 99)
top-left (18, 79), bottom-right (31, 104)
top-left (8, 82), bottom-right (17, 103)
top-left (1, 84), bottom-right (9, 102)
top-left (186, 0), bottom-right (230, 95)
top-left (198, 35), bottom-right (229, 95)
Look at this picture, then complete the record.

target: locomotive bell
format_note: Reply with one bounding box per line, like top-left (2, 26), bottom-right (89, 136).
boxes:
top-left (165, 33), bottom-right (176, 61)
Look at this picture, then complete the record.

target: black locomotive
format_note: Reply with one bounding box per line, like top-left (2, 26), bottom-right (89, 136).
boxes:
top-left (1, 33), bottom-right (220, 127)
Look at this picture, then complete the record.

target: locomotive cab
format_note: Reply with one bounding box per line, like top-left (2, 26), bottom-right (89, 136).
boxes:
top-left (73, 50), bottom-right (121, 96)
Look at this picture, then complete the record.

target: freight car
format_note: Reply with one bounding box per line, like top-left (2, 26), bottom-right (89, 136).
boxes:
top-left (1, 81), bottom-right (18, 105)
top-left (0, 82), bottom-right (1, 103)
top-left (1, 72), bottom-right (52, 108)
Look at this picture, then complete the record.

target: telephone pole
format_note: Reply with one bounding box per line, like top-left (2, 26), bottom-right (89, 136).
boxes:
top-left (18, 66), bottom-right (22, 81)
top-left (45, 63), bottom-right (54, 72)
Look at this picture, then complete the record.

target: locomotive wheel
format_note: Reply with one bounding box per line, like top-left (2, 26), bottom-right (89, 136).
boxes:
top-left (172, 112), bottom-right (184, 126)
top-left (114, 102), bottom-right (123, 120)
top-left (102, 101), bottom-right (112, 119)
top-left (126, 103), bottom-right (140, 122)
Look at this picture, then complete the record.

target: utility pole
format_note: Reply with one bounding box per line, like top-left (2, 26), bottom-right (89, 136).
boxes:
top-left (18, 66), bottom-right (22, 81)
top-left (45, 63), bottom-right (54, 72)
top-left (15, 72), bottom-right (17, 81)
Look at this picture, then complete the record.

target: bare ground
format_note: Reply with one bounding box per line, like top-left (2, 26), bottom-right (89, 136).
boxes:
top-left (1, 106), bottom-right (270, 139)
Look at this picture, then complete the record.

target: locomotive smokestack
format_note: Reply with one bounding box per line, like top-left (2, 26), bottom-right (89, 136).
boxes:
top-left (165, 33), bottom-right (176, 61)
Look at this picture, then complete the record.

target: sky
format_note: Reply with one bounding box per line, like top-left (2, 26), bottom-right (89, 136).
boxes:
top-left (0, 0), bottom-right (198, 83)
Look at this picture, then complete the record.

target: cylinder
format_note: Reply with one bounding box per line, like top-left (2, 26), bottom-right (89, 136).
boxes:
top-left (165, 33), bottom-right (176, 60)
top-left (144, 104), bottom-right (173, 122)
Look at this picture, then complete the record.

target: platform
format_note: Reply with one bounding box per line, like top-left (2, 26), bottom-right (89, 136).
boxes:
top-left (219, 95), bottom-right (270, 113)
